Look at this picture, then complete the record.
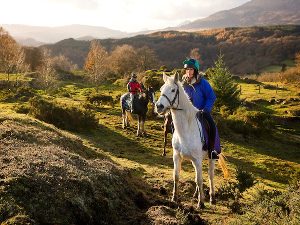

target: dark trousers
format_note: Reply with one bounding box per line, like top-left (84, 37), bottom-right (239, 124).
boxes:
top-left (197, 110), bottom-right (216, 151)
top-left (204, 111), bottom-right (216, 151)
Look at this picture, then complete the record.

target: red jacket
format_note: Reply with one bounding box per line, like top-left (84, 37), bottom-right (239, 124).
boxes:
top-left (127, 81), bottom-right (142, 94)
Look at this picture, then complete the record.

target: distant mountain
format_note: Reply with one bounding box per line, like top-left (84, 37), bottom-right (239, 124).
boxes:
top-left (179, 0), bottom-right (300, 30)
top-left (1, 24), bottom-right (128, 44)
top-left (14, 37), bottom-right (45, 47)
top-left (42, 25), bottom-right (300, 75)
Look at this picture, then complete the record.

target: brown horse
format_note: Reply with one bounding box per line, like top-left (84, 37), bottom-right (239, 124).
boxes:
top-left (162, 111), bottom-right (173, 156)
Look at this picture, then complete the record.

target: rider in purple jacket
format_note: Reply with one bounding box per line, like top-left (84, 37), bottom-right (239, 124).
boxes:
top-left (182, 58), bottom-right (219, 159)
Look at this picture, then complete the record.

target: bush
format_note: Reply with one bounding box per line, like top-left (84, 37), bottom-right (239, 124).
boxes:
top-left (236, 169), bottom-right (256, 193)
top-left (15, 105), bottom-right (30, 114)
top-left (142, 71), bottom-right (164, 91)
top-left (29, 96), bottom-right (98, 131)
top-left (228, 106), bottom-right (273, 129)
top-left (231, 185), bottom-right (300, 225)
top-left (87, 94), bottom-right (114, 107)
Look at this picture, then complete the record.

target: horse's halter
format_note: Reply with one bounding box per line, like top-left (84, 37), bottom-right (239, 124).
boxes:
top-left (161, 83), bottom-right (183, 110)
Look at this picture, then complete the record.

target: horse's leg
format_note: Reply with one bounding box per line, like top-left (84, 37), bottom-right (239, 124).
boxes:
top-left (141, 115), bottom-right (146, 136)
top-left (122, 110), bottom-right (126, 129)
top-left (162, 130), bottom-right (167, 156)
top-left (208, 159), bottom-right (216, 205)
top-left (137, 115), bottom-right (141, 136)
top-left (172, 151), bottom-right (182, 202)
top-left (192, 159), bottom-right (205, 209)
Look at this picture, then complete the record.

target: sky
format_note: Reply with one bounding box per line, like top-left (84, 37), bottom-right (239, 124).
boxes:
top-left (0, 0), bottom-right (250, 32)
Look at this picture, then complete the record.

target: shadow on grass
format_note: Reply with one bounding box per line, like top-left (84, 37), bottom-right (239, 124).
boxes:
top-left (226, 156), bottom-right (291, 184)
top-left (77, 123), bottom-right (175, 171)
top-left (225, 130), bottom-right (300, 165)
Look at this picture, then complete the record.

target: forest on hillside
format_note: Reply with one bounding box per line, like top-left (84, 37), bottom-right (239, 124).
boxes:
top-left (42, 25), bottom-right (300, 75)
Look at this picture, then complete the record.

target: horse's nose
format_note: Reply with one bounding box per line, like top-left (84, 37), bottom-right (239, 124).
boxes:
top-left (155, 103), bottom-right (164, 112)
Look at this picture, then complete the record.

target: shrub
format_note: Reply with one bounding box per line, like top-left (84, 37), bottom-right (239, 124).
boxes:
top-left (29, 96), bottom-right (98, 131)
top-left (87, 94), bottom-right (114, 107)
top-left (14, 87), bottom-right (36, 101)
top-left (236, 169), bottom-right (256, 193)
top-left (15, 105), bottom-right (30, 114)
top-left (228, 106), bottom-right (273, 129)
top-left (231, 186), bottom-right (300, 225)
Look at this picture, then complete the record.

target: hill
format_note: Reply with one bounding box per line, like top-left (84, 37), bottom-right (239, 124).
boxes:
top-left (179, 0), bottom-right (300, 30)
top-left (1, 24), bottom-right (128, 43)
top-left (42, 25), bottom-right (300, 74)
top-left (0, 114), bottom-right (150, 224)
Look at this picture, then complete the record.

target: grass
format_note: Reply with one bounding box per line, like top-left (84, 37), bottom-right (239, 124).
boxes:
top-left (238, 81), bottom-right (300, 117)
top-left (260, 59), bottom-right (295, 73)
top-left (1, 75), bottom-right (299, 224)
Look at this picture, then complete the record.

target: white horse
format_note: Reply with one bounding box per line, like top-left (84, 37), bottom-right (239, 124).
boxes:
top-left (155, 73), bottom-right (228, 209)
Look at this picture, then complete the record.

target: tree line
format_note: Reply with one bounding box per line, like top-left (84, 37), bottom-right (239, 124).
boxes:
top-left (42, 25), bottom-right (300, 75)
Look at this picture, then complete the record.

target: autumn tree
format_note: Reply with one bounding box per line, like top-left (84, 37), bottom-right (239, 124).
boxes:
top-left (0, 27), bottom-right (27, 81)
top-left (84, 40), bottom-right (109, 86)
top-left (109, 44), bottom-right (137, 78)
top-left (189, 48), bottom-right (204, 67)
top-left (135, 46), bottom-right (158, 72)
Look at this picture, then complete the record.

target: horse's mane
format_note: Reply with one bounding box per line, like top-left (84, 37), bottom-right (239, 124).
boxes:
top-left (167, 77), bottom-right (198, 122)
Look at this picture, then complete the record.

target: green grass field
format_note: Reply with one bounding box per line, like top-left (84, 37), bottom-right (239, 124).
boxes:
top-left (1, 74), bottom-right (299, 224)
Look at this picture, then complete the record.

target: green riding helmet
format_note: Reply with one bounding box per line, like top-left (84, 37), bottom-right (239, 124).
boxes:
top-left (183, 58), bottom-right (200, 71)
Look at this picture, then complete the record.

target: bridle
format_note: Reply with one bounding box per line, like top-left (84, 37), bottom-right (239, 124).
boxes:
top-left (161, 83), bottom-right (183, 110)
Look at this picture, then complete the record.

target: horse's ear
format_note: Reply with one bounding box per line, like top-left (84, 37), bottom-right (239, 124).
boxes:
top-left (163, 72), bottom-right (168, 83)
top-left (174, 72), bottom-right (179, 83)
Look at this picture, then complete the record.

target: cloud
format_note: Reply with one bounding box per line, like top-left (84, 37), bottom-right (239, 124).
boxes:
top-left (46, 0), bottom-right (99, 10)
top-left (1, 0), bottom-right (250, 32)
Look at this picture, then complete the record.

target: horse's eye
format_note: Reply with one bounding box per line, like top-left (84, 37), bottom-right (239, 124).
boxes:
top-left (171, 89), bottom-right (175, 92)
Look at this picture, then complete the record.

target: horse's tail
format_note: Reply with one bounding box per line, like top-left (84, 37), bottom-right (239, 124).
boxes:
top-left (218, 153), bottom-right (229, 179)
top-left (126, 111), bottom-right (134, 122)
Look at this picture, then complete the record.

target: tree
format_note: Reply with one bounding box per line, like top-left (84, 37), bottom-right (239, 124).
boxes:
top-left (52, 54), bottom-right (78, 72)
top-left (189, 48), bottom-right (204, 68)
top-left (24, 47), bottom-right (43, 71)
top-left (37, 48), bottom-right (57, 89)
top-left (208, 53), bottom-right (240, 110)
top-left (136, 46), bottom-right (158, 72)
top-left (84, 40), bottom-right (109, 86)
top-left (109, 44), bottom-right (137, 77)
top-left (0, 27), bottom-right (27, 81)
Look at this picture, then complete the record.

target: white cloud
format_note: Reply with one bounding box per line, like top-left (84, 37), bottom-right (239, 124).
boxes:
top-left (0, 0), bottom-right (250, 32)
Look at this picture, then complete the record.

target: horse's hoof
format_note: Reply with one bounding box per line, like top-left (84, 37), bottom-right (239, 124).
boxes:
top-left (162, 153), bottom-right (166, 157)
top-left (210, 198), bottom-right (216, 205)
top-left (198, 202), bottom-right (205, 209)
top-left (171, 196), bottom-right (178, 203)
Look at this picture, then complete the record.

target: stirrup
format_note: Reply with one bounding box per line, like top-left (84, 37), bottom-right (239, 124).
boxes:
top-left (210, 150), bottom-right (219, 160)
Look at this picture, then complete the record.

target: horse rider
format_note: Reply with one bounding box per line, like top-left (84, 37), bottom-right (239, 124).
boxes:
top-left (182, 58), bottom-right (219, 159)
top-left (127, 72), bottom-right (142, 113)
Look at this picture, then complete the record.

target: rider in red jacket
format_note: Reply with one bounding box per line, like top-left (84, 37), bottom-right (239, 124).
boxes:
top-left (127, 73), bottom-right (142, 113)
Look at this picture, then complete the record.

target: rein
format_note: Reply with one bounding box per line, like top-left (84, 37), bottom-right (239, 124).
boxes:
top-left (161, 83), bottom-right (183, 110)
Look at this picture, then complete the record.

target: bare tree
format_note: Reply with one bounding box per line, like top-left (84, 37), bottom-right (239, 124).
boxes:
top-left (84, 40), bottom-right (109, 86)
top-left (38, 48), bottom-right (57, 89)
top-left (136, 46), bottom-right (158, 72)
top-left (109, 44), bottom-right (137, 77)
top-left (52, 54), bottom-right (78, 72)
top-left (189, 48), bottom-right (204, 68)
